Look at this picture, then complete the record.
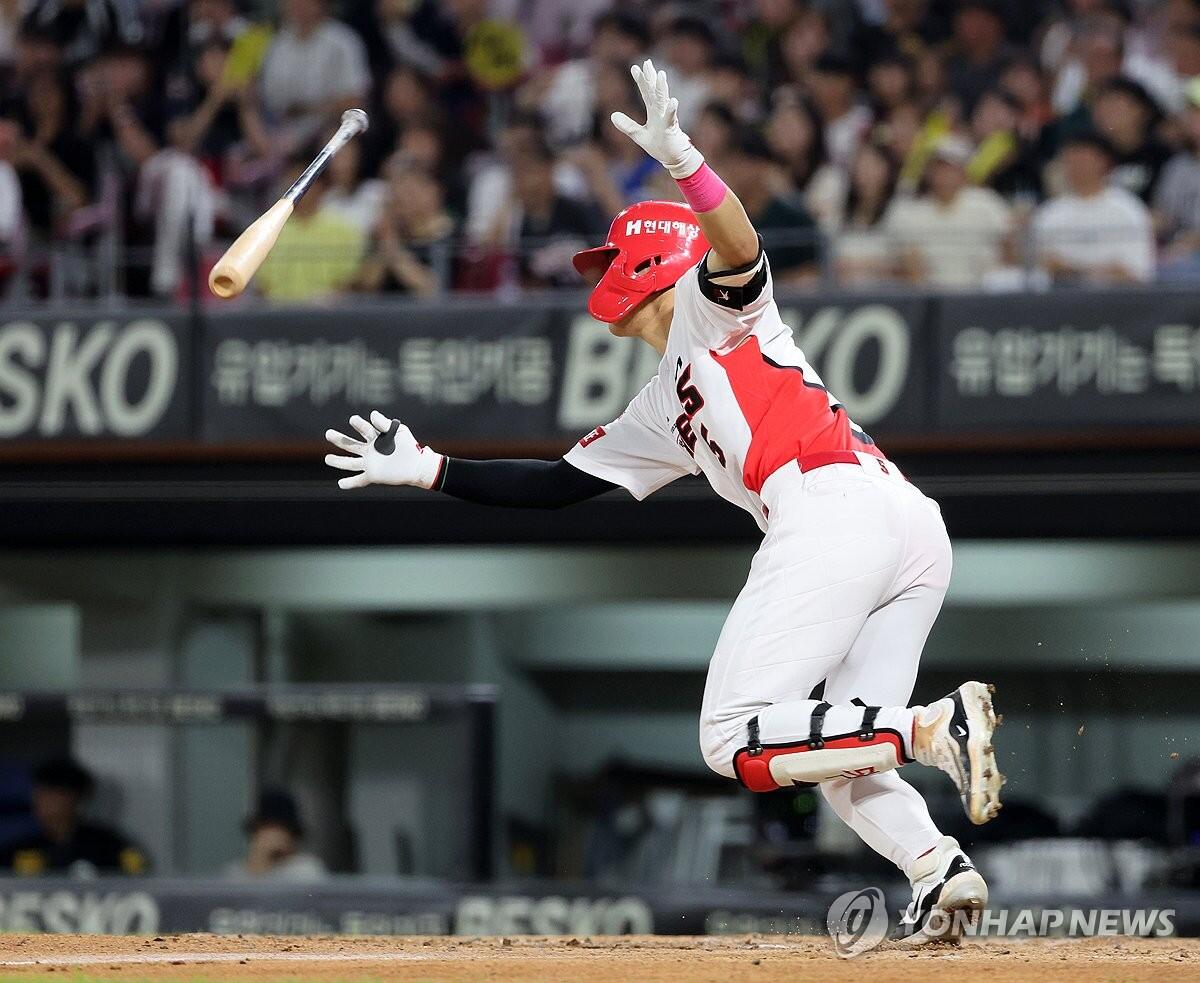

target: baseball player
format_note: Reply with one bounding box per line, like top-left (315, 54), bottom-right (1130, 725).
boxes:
top-left (325, 60), bottom-right (1003, 942)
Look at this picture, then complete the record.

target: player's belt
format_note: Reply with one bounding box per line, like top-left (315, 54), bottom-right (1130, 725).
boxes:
top-left (797, 450), bottom-right (903, 480)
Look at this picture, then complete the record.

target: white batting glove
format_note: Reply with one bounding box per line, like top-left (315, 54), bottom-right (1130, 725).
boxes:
top-left (610, 59), bottom-right (705, 180)
top-left (324, 411), bottom-right (444, 490)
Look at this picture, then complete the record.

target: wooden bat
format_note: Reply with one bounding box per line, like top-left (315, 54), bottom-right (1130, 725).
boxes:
top-left (208, 108), bottom-right (370, 299)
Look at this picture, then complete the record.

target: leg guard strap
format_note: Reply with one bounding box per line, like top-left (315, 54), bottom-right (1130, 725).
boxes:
top-left (808, 701), bottom-right (831, 749)
top-left (852, 698), bottom-right (881, 740)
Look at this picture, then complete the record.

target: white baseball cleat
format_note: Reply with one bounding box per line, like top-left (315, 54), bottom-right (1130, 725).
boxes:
top-left (896, 835), bottom-right (988, 944)
top-left (911, 681), bottom-right (1004, 825)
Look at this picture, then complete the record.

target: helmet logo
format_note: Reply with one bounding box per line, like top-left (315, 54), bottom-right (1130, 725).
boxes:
top-left (624, 219), bottom-right (702, 239)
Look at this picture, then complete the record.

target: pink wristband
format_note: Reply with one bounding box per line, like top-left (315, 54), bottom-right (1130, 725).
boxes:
top-left (675, 162), bottom-right (728, 213)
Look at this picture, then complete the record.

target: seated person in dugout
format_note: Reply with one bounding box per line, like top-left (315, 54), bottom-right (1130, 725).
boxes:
top-left (223, 788), bottom-right (328, 883)
top-left (0, 757), bottom-right (148, 876)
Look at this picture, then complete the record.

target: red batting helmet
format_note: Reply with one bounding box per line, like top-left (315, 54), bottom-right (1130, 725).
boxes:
top-left (572, 200), bottom-right (710, 323)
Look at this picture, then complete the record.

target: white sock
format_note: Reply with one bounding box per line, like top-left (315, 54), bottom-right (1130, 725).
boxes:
top-left (822, 772), bottom-right (943, 872)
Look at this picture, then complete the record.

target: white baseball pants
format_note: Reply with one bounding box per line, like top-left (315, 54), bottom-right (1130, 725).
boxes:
top-left (698, 456), bottom-right (953, 871)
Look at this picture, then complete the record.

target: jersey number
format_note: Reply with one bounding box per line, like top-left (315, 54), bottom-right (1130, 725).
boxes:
top-left (674, 365), bottom-right (726, 466)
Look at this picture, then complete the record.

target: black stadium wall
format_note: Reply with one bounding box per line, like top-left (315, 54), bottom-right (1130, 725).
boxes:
top-left (3, 286), bottom-right (1200, 544)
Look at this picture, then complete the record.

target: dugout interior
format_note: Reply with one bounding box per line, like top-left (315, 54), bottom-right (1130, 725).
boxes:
top-left (2, 407), bottom-right (1200, 922)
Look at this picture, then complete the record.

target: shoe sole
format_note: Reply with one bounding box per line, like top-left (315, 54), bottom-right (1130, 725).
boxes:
top-left (959, 681), bottom-right (1004, 824)
top-left (898, 869), bottom-right (989, 946)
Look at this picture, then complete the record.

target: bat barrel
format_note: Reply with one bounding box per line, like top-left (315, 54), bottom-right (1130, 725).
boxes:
top-left (283, 109), bottom-right (370, 205)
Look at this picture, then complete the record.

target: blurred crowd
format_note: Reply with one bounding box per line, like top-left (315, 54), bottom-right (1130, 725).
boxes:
top-left (3, 0), bottom-right (1200, 302)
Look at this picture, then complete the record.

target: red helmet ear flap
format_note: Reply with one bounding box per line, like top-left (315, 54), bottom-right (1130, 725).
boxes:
top-left (572, 246), bottom-right (620, 283)
top-left (586, 264), bottom-right (645, 323)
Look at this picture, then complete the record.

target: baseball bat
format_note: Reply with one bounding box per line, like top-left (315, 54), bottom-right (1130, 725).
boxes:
top-left (208, 108), bottom-right (370, 299)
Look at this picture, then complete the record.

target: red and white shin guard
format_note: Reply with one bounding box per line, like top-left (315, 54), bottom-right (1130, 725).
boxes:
top-left (733, 699), bottom-right (914, 792)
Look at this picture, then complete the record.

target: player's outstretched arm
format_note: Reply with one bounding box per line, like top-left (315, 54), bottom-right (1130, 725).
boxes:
top-left (611, 59), bottom-right (759, 275)
top-left (325, 412), bottom-right (615, 509)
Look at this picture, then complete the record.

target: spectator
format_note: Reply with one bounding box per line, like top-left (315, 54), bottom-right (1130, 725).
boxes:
top-left (532, 10), bottom-right (649, 149)
top-left (885, 133), bottom-right (1013, 287)
top-left (1039, 0), bottom-right (1106, 79)
top-left (809, 53), bottom-right (872, 167)
top-left (567, 107), bottom-right (662, 219)
top-left (877, 98), bottom-right (927, 176)
top-left (0, 0), bottom-right (20, 72)
top-left (944, 0), bottom-right (1015, 115)
top-left (223, 789), bottom-right (326, 883)
top-left (722, 128), bottom-right (820, 284)
top-left (2, 25), bottom-right (63, 115)
top-left (1090, 77), bottom-right (1169, 203)
top-left (1041, 0), bottom-right (1130, 111)
top-left (1155, 81), bottom-right (1200, 275)
top-left (22, 0), bottom-right (140, 67)
top-left (165, 39), bottom-right (272, 186)
top-left (741, 0), bottom-right (805, 89)
top-left (777, 6), bottom-right (833, 87)
top-left (511, 0), bottom-right (612, 61)
top-left (357, 164), bottom-right (454, 295)
top-left (690, 102), bottom-right (739, 172)
top-left (157, 0), bottom-right (250, 81)
top-left (1157, 20), bottom-right (1200, 114)
top-left (354, 0), bottom-right (461, 83)
top-left (390, 118), bottom-right (444, 172)
top-left (463, 113), bottom-right (586, 248)
top-left (9, 67), bottom-right (94, 240)
top-left (389, 120), bottom-right (466, 213)
top-left (0, 116), bottom-right (23, 250)
top-left (853, 0), bottom-right (949, 75)
top-left (323, 138), bottom-right (385, 236)
top-left (867, 52), bottom-right (917, 117)
top-left (0, 758), bottom-right (147, 876)
top-left (659, 16), bottom-right (717, 125)
top-left (968, 87), bottom-right (1042, 200)
top-left (835, 139), bottom-right (902, 287)
top-left (508, 139), bottom-right (600, 290)
top-left (254, 149), bottom-right (364, 302)
top-left (182, 0), bottom-right (248, 47)
top-left (80, 41), bottom-right (215, 297)
top-left (258, 0), bottom-right (370, 153)
top-left (361, 64), bottom-right (444, 179)
top-left (913, 44), bottom-right (951, 112)
top-left (417, 0), bottom-right (489, 131)
top-left (1051, 18), bottom-right (1125, 118)
top-left (999, 57), bottom-right (1054, 139)
top-left (1032, 127), bottom-right (1155, 284)
top-left (765, 93), bottom-right (846, 231)
top-left (707, 53), bottom-right (760, 123)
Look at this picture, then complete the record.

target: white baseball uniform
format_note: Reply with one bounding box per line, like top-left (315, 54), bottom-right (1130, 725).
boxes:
top-left (565, 244), bottom-right (953, 869)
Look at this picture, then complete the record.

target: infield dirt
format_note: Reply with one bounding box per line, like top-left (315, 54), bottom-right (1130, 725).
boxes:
top-left (0, 933), bottom-right (1197, 982)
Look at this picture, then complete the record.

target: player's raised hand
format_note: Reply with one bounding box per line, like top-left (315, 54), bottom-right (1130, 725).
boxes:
top-left (324, 411), bottom-right (444, 490)
top-left (610, 59), bottom-right (704, 180)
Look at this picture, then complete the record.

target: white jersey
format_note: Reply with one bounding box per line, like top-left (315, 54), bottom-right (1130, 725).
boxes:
top-left (565, 247), bottom-right (883, 532)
